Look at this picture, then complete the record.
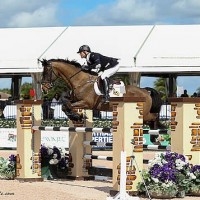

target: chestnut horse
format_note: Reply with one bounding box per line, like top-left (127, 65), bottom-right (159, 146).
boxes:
top-left (40, 59), bottom-right (162, 125)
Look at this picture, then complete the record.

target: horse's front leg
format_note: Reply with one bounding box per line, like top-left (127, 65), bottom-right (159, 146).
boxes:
top-left (71, 100), bottom-right (90, 109)
top-left (62, 100), bottom-right (89, 121)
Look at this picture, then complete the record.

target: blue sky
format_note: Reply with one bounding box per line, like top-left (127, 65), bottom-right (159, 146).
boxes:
top-left (1, 0), bottom-right (200, 95)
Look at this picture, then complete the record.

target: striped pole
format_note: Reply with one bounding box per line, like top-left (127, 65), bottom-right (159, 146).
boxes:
top-left (83, 154), bottom-right (113, 161)
top-left (32, 126), bottom-right (112, 133)
top-left (83, 141), bottom-right (170, 151)
top-left (143, 144), bottom-right (171, 150)
top-left (83, 141), bottom-right (113, 147)
top-left (143, 129), bottom-right (170, 135)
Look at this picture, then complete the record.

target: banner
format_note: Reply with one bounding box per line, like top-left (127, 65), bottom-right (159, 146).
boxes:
top-left (41, 131), bottom-right (69, 148)
top-left (0, 128), bottom-right (69, 149)
top-left (0, 128), bottom-right (17, 148)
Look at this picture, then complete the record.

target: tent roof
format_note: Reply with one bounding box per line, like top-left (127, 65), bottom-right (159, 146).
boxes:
top-left (1, 25), bottom-right (200, 74)
top-left (0, 27), bottom-right (65, 73)
top-left (135, 25), bottom-right (200, 73)
top-left (40, 26), bottom-right (154, 71)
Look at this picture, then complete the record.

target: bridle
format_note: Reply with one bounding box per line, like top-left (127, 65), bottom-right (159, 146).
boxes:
top-left (41, 60), bottom-right (83, 93)
top-left (41, 62), bottom-right (60, 90)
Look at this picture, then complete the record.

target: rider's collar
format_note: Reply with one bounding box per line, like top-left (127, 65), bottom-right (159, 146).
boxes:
top-left (86, 53), bottom-right (91, 63)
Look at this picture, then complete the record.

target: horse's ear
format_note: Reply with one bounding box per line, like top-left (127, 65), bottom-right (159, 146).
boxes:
top-left (38, 59), bottom-right (47, 67)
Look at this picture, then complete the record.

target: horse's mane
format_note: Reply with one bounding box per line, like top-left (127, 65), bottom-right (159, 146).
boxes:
top-left (43, 58), bottom-right (82, 68)
top-left (41, 58), bottom-right (98, 76)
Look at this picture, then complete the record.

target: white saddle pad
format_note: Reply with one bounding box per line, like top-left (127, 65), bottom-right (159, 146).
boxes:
top-left (94, 81), bottom-right (126, 97)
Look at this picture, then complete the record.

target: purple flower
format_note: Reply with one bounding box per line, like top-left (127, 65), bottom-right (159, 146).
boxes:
top-left (191, 165), bottom-right (200, 173)
top-left (40, 145), bottom-right (49, 159)
top-left (52, 146), bottom-right (61, 160)
top-left (9, 154), bottom-right (16, 162)
top-left (149, 162), bottom-right (177, 182)
top-left (58, 157), bottom-right (68, 169)
top-left (148, 152), bottom-right (190, 184)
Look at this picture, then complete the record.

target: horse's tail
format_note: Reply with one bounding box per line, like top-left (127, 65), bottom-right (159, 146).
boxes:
top-left (144, 87), bottom-right (162, 113)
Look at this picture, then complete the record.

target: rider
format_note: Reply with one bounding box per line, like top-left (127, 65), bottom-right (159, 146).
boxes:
top-left (77, 45), bottom-right (119, 103)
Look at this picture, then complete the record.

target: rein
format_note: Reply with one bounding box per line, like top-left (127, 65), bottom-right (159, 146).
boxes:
top-left (69, 69), bottom-right (82, 80)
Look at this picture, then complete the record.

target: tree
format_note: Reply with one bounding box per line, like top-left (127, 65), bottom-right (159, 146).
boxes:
top-left (0, 88), bottom-right (11, 94)
top-left (43, 78), bottom-right (70, 100)
top-left (196, 87), bottom-right (200, 96)
top-left (153, 77), bottom-right (167, 101)
top-left (20, 82), bottom-right (32, 99)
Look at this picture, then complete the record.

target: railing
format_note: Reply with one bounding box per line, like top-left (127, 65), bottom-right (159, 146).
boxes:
top-left (159, 103), bottom-right (171, 120)
top-left (0, 101), bottom-right (68, 120)
top-left (42, 101), bottom-right (68, 120)
top-left (0, 100), bottom-right (171, 122)
top-left (94, 103), bottom-right (171, 121)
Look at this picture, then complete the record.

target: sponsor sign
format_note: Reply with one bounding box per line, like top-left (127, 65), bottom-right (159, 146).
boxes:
top-left (92, 132), bottom-right (113, 148)
top-left (41, 130), bottom-right (69, 148)
top-left (0, 128), bottom-right (69, 149)
top-left (0, 128), bottom-right (17, 148)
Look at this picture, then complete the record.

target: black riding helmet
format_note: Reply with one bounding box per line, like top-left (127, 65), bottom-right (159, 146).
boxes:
top-left (77, 45), bottom-right (91, 53)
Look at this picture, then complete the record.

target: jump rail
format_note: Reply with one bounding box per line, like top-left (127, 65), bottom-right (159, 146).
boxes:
top-left (83, 154), bottom-right (113, 161)
top-left (32, 126), bottom-right (112, 133)
top-left (143, 129), bottom-right (170, 135)
top-left (83, 140), bottom-right (170, 151)
top-left (83, 141), bottom-right (113, 147)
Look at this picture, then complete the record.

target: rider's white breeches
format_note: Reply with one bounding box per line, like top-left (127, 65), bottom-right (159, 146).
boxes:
top-left (100, 64), bottom-right (120, 79)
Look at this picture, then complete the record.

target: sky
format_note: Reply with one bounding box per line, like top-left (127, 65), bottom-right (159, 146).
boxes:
top-left (1, 0), bottom-right (200, 95)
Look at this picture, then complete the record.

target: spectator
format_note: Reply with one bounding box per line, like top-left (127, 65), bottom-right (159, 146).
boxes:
top-left (0, 95), bottom-right (5, 118)
top-left (50, 93), bottom-right (61, 118)
top-left (6, 96), bottom-right (13, 105)
top-left (181, 89), bottom-right (189, 97)
top-left (51, 93), bottom-right (61, 108)
top-left (42, 96), bottom-right (50, 120)
top-left (191, 92), bottom-right (198, 97)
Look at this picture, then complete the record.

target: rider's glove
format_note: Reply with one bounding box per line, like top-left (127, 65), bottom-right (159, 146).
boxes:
top-left (81, 65), bottom-right (90, 71)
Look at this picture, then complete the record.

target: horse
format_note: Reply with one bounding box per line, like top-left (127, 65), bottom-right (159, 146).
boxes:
top-left (40, 58), bottom-right (162, 127)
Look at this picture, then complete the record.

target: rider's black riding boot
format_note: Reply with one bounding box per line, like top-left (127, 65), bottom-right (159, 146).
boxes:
top-left (102, 78), bottom-right (110, 103)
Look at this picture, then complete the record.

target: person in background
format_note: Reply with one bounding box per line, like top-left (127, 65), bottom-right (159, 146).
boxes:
top-left (51, 93), bottom-right (61, 109)
top-left (181, 89), bottom-right (189, 97)
top-left (42, 96), bottom-right (50, 120)
top-left (50, 93), bottom-right (61, 119)
top-left (191, 92), bottom-right (197, 97)
top-left (0, 95), bottom-right (5, 118)
top-left (77, 45), bottom-right (119, 103)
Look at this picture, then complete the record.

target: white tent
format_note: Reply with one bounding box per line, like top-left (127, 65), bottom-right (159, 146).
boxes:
top-left (0, 25), bottom-right (200, 74)
top-left (135, 24), bottom-right (200, 73)
top-left (0, 27), bottom-right (65, 73)
top-left (39, 25), bottom-right (154, 72)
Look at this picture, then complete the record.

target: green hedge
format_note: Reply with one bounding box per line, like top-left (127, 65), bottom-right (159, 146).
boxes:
top-left (0, 119), bottom-right (112, 128)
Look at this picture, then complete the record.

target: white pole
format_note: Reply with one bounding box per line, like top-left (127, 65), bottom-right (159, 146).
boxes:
top-left (107, 151), bottom-right (140, 200)
top-left (119, 151), bottom-right (127, 199)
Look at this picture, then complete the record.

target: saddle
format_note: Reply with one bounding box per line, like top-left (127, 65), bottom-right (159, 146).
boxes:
top-left (96, 76), bottom-right (121, 94)
top-left (96, 77), bottom-right (121, 94)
